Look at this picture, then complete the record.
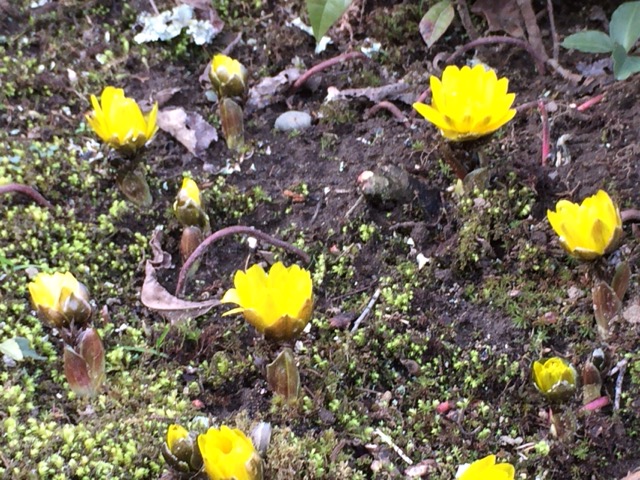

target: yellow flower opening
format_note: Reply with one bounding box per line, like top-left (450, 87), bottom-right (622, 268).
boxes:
top-left (167, 424), bottom-right (189, 453)
top-left (221, 262), bottom-right (314, 342)
top-left (210, 54), bottom-right (248, 98)
top-left (458, 455), bottom-right (515, 480)
top-left (197, 426), bottom-right (259, 480)
top-left (86, 86), bottom-right (159, 154)
top-left (177, 178), bottom-right (201, 208)
top-left (547, 190), bottom-right (623, 260)
top-left (413, 64), bottom-right (516, 141)
top-left (532, 357), bottom-right (577, 401)
top-left (28, 271), bottom-right (92, 328)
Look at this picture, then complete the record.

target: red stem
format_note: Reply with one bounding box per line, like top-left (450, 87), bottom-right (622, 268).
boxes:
top-left (0, 183), bottom-right (53, 209)
top-left (538, 100), bottom-right (550, 166)
top-left (576, 94), bottom-right (604, 112)
top-left (580, 396), bottom-right (610, 412)
top-left (445, 36), bottom-right (546, 74)
top-left (175, 225), bottom-right (311, 296)
top-left (292, 51), bottom-right (367, 91)
top-left (366, 101), bottom-right (409, 126)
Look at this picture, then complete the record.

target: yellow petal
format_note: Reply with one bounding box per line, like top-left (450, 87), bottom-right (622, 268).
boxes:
top-left (167, 424), bottom-right (189, 452)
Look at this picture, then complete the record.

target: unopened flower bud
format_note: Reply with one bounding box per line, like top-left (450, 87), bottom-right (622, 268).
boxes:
top-left (63, 328), bottom-right (105, 397)
top-left (28, 272), bottom-right (92, 329)
top-left (220, 98), bottom-right (245, 151)
top-left (173, 178), bottom-right (209, 230)
top-left (266, 347), bottom-right (300, 401)
top-left (162, 424), bottom-right (203, 473)
top-left (209, 54), bottom-right (248, 99)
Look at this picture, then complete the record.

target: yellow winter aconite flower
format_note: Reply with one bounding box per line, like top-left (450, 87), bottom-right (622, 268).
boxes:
top-left (221, 262), bottom-right (314, 341)
top-left (458, 454), bottom-right (515, 480)
top-left (28, 271), bottom-right (92, 328)
top-left (173, 177), bottom-right (209, 229)
top-left (413, 64), bottom-right (516, 141)
top-left (210, 54), bottom-right (248, 98)
top-left (532, 357), bottom-right (578, 401)
top-left (197, 426), bottom-right (262, 480)
top-left (547, 190), bottom-right (623, 260)
top-left (167, 424), bottom-right (190, 452)
top-left (162, 424), bottom-right (203, 473)
top-left (86, 86), bottom-right (158, 154)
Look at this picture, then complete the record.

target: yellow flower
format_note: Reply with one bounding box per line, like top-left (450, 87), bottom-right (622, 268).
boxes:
top-left (547, 190), bottom-right (623, 260)
top-left (163, 424), bottom-right (203, 473)
top-left (173, 177), bottom-right (209, 229)
top-left (221, 262), bottom-right (313, 342)
top-left (210, 54), bottom-right (248, 98)
top-left (167, 424), bottom-right (190, 452)
top-left (86, 86), bottom-right (158, 154)
top-left (197, 426), bottom-right (262, 480)
top-left (458, 455), bottom-right (515, 480)
top-left (28, 271), bottom-right (92, 328)
top-left (413, 64), bottom-right (516, 141)
top-left (532, 357), bottom-right (578, 401)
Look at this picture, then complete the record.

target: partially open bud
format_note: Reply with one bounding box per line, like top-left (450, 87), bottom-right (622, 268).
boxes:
top-left (532, 357), bottom-right (578, 402)
top-left (28, 272), bottom-right (92, 329)
top-left (63, 328), bottom-right (105, 397)
top-left (173, 178), bottom-right (210, 230)
top-left (198, 426), bottom-right (263, 480)
top-left (209, 54), bottom-right (248, 99)
top-left (220, 98), bottom-right (245, 151)
top-left (266, 347), bottom-right (300, 401)
top-left (162, 424), bottom-right (203, 474)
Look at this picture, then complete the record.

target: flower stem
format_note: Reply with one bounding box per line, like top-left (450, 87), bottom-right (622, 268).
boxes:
top-left (292, 51), bottom-right (367, 91)
top-left (621, 209), bottom-right (640, 223)
top-left (175, 226), bottom-right (310, 296)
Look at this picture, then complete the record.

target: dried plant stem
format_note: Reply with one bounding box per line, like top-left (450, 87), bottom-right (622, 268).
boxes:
top-left (621, 209), bottom-right (640, 223)
top-left (455, 0), bottom-right (479, 41)
top-left (176, 226), bottom-right (310, 296)
top-left (147, 0), bottom-right (159, 15)
top-left (350, 288), bottom-right (381, 333)
top-left (611, 359), bottom-right (628, 412)
top-left (292, 51), bottom-right (367, 91)
top-left (445, 36), bottom-right (546, 74)
top-left (517, 0), bottom-right (547, 61)
top-left (538, 100), bottom-right (550, 166)
top-left (546, 0), bottom-right (559, 61)
top-left (0, 183), bottom-right (53, 209)
top-left (366, 101), bottom-right (409, 126)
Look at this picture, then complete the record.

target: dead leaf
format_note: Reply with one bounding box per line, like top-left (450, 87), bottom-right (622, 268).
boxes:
top-left (620, 469), bottom-right (640, 480)
top-left (149, 227), bottom-right (172, 269)
top-left (623, 302), bottom-right (640, 324)
top-left (156, 108), bottom-right (218, 157)
top-left (471, 0), bottom-right (525, 38)
top-left (141, 261), bottom-right (220, 324)
top-left (246, 67), bottom-right (301, 113)
top-left (153, 87), bottom-right (182, 107)
top-left (419, 0), bottom-right (454, 49)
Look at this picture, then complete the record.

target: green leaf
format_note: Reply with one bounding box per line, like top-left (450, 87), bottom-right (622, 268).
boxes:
top-left (419, 0), bottom-right (454, 49)
top-left (0, 337), bottom-right (46, 362)
top-left (610, 1), bottom-right (640, 52)
top-left (612, 43), bottom-right (640, 80)
top-left (561, 31), bottom-right (614, 53)
top-left (306, 0), bottom-right (353, 43)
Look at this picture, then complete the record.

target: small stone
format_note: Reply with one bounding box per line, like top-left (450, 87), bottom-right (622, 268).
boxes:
top-left (274, 111), bottom-right (312, 131)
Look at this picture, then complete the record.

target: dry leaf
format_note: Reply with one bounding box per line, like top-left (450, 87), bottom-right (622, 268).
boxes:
top-left (149, 227), bottom-right (172, 269)
top-left (620, 469), bottom-right (640, 480)
top-left (141, 261), bottom-right (220, 324)
top-left (156, 107), bottom-right (218, 157)
top-left (471, 0), bottom-right (525, 38)
top-left (246, 67), bottom-right (301, 113)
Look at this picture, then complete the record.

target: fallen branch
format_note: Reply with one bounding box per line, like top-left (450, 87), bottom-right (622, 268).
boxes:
top-left (175, 225), bottom-right (310, 296)
top-left (292, 51), bottom-right (367, 91)
top-left (0, 183), bottom-right (53, 209)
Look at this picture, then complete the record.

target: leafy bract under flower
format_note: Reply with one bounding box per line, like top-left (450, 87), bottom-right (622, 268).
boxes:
top-left (458, 454), bottom-right (515, 480)
top-left (86, 86), bottom-right (159, 155)
top-left (413, 64), bottom-right (516, 141)
top-left (547, 190), bottom-right (623, 260)
top-left (221, 262), bottom-right (313, 341)
top-left (28, 271), bottom-right (92, 328)
top-left (197, 426), bottom-right (259, 480)
top-left (532, 357), bottom-right (577, 401)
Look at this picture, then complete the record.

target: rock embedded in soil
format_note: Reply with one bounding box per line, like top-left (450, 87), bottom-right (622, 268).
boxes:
top-left (274, 111), bottom-right (312, 131)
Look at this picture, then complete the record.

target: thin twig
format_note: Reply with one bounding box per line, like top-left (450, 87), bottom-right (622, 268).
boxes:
top-left (516, 98), bottom-right (547, 113)
top-left (546, 0), bottom-right (559, 61)
top-left (621, 209), bottom-right (640, 223)
top-left (175, 226), bottom-right (310, 296)
top-left (374, 428), bottom-right (413, 465)
top-left (538, 100), bottom-right (550, 166)
top-left (0, 183), bottom-right (53, 209)
top-left (292, 51), bottom-right (367, 91)
top-left (365, 101), bottom-right (409, 126)
top-left (344, 194), bottom-right (364, 219)
top-left (455, 0), bottom-right (479, 40)
top-left (517, 0), bottom-right (547, 62)
top-left (445, 36), bottom-right (546, 74)
top-left (222, 32), bottom-right (243, 56)
top-left (350, 288), bottom-right (381, 333)
top-left (610, 359), bottom-right (628, 412)
top-left (147, 0), bottom-right (159, 15)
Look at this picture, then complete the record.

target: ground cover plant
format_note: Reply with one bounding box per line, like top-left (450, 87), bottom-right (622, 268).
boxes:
top-left (1, 0), bottom-right (640, 479)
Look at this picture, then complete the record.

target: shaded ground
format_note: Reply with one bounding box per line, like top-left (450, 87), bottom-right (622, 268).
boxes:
top-left (1, 0), bottom-right (640, 479)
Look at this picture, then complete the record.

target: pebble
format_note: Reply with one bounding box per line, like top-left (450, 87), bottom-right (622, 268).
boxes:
top-left (274, 111), bottom-right (312, 131)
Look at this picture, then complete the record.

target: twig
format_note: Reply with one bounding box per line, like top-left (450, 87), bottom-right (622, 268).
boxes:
top-left (0, 183), bottom-right (53, 209)
top-left (222, 32), bottom-right (242, 56)
top-left (610, 359), bottom-right (628, 412)
top-left (147, 0), bottom-right (159, 15)
top-left (344, 194), bottom-right (364, 219)
top-left (546, 0), bottom-right (559, 61)
top-left (445, 36), bottom-right (546, 74)
top-left (455, 0), bottom-right (479, 41)
top-left (576, 94), bottom-right (605, 112)
top-left (365, 101), bottom-right (409, 126)
top-left (292, 51), bottom-right (367, 91)
top-left (517, 0), bottom-right (547, 62)
top-left (374, 428), bottom-right (413, 465)
top-left (175, 226), bottom-right (310, 296)
top-left (621, 209), bottom-right (640, 223)
top-left (350, 288), bottom-right (381, 333)
top-left (516, 98), bottom-right (547, 113)
top-left (309, 199), bottom-right (323, 226)
top-left (538, 99), bottom-right (550, 166)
